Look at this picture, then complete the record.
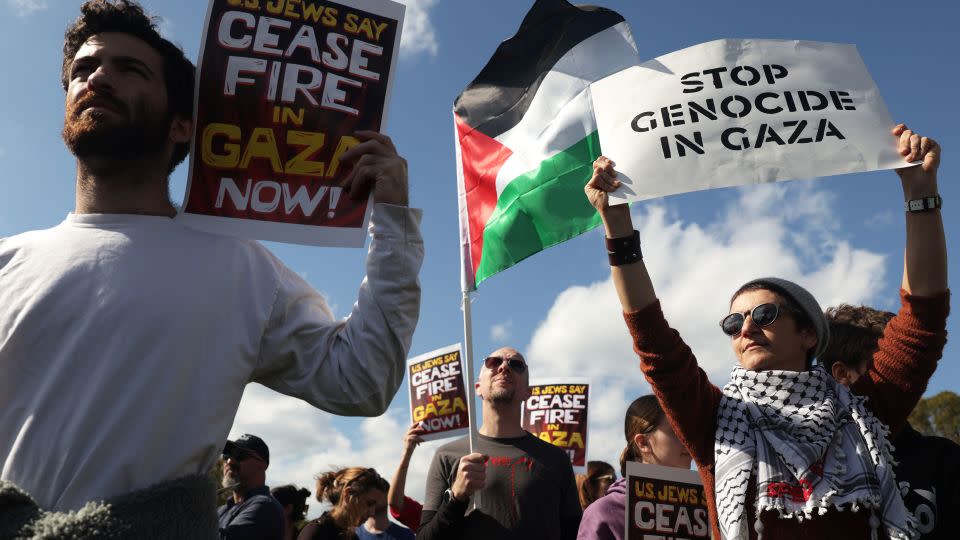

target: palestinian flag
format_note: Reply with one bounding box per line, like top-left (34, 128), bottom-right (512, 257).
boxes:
top-left (455, 0), bottom-right (639, 290)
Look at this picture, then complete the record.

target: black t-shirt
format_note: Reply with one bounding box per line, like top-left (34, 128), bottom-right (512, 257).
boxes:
top-left (891, 423), bottom-right (960, 540)
top-left (418, 432), bottom-right (581, 540)
top-left (297, 512), bottom-right (356, 540)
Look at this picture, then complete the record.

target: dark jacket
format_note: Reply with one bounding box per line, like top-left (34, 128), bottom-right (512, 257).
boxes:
top-left (218, 484), bottom-right (284, 540)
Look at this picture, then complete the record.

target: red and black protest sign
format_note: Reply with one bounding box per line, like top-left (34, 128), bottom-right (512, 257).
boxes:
top-left (181, 0), bottom-right (404, 246)
top-left (626, 462), bottom-right (710, 540)
top-left (521, 380), bottom-right (589, 472)
top-left (407, 344), bottom-right (469, 442)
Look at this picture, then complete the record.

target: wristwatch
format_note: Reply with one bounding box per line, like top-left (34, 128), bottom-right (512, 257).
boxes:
top-left (905, 195), bottom-right (942, 212)
top-left (443, 488), bottom-right (463, 504)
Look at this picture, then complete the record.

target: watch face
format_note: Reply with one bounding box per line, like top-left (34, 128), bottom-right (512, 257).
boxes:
top-left (906, 197), bottom-right (940, 212)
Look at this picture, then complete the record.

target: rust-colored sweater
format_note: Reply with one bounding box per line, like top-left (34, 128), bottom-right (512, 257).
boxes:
top-left (624, 289), bottom-right (949, 540)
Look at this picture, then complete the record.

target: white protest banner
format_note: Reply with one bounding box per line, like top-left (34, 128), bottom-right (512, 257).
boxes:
top-left (521, 379), bottom-right (590, 472)
top-left (180, 0), bottom-right (405, 246)
top-left (591, 39), bottom-right (909, 205)
top-left (407, 344), bottom-right (469, 442)
top-left (625, 462), bottom-right (709, 540)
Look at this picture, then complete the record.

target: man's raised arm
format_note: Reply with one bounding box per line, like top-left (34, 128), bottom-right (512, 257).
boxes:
top-left (252, 132), bottom-right (424, 416)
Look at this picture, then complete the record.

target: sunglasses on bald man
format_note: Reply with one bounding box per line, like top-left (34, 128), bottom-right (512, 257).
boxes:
top-left (483, 355), bottom-right (527, 374)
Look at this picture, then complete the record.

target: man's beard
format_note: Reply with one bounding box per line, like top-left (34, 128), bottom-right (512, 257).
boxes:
top-left (488, 387), bottom-right (515, 404)
top-left (221, 469), bottom-right (240, 490)
top-left (62, 91), bottom-right (170, 162)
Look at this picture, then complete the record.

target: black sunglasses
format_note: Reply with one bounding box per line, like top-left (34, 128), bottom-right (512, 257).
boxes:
top-left (483, 355), bottom-right (527, 374)
top-left (719, 302), bottom-right (782, 336)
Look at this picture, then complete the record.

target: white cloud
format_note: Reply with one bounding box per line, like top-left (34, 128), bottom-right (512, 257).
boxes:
top-left (229, 384), bottom-right (444, 519)
top-left (6, 0), bottom-right (46, 17)
top-left (396, 0), bottom-right (439, 59)
top-left (490, 319), bottom-right (512, 341)
top-left (524, 182), bottom-right (888, 465)
top-left (864, 209), bottom-right (896, 229)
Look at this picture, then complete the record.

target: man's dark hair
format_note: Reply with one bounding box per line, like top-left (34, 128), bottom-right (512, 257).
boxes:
top-left (731, 282), bottom-right (817, 361)
top-left (821, 304), bottom-right (894, 373)
top-left (61, 0), bottom-right (195, 173)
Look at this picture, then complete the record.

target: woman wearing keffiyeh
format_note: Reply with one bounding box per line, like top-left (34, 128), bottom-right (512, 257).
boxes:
top-left (583, 124), bottom-right (948, 540)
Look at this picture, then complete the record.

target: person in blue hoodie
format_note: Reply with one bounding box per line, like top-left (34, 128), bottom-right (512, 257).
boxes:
top-left (577, 396), bottom-right (692, 540)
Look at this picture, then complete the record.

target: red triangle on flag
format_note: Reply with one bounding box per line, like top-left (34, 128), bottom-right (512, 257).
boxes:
top-left (455, 113), bottom-right (513, 287)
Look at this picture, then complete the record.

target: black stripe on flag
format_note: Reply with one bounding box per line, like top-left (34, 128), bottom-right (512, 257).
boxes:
top-left (453, 0), bottom-right (624, 140)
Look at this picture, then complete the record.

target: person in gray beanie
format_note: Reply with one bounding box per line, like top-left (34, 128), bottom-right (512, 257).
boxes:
top-left (584, 122), bottom-right (948, 540)
top-left (727, 276), bottom-right (831, 366)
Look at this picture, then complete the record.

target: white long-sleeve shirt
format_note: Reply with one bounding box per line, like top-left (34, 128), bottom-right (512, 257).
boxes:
top-left (0, 203), bottom-right (423, 510)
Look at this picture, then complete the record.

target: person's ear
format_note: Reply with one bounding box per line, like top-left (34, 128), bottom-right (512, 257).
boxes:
top-left (831, 362), bottom-right (855, 387)
top-left (633, 433), bottom-right (651, 454)
top-left (475, 380), bottom-right (484, 401)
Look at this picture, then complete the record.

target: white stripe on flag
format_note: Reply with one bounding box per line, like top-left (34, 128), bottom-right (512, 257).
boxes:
top-left (493, 22), bottom-right (639, 195)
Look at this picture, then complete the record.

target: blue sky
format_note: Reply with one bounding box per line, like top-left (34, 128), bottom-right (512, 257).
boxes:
top-left (1, 0), bottom-right (957, 515)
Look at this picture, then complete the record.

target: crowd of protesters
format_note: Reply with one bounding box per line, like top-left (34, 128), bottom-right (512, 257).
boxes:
top-left (0, 1), bottom-right (956, 539)
top-left (216, 332), bottom-right (957, 540)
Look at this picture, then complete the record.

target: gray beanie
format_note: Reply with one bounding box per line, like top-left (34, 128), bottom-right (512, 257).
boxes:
top-left (735, 277), bottom-right (830, 362)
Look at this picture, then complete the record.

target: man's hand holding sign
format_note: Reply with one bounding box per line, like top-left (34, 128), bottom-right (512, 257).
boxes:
top-left (340, 130), bottom-right (409, 206)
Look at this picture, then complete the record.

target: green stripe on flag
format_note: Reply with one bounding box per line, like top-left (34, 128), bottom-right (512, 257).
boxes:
top-left (476, 130), bottom-right (603, 286)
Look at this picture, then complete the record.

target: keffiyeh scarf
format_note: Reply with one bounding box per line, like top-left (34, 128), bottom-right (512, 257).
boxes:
top-left (714, 366), bottom-right (913, 540)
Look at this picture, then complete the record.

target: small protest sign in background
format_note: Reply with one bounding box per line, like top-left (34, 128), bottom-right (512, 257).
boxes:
top-left (181, 0), bottom-right (404, 246)
top-left (592, 39), bottom-right (911, 206)
top-left (407, 344), bottom-right (469, 442)
top-left (521, 379), bottom-right (589, 472)
top-left (625, 462), bottom-right (710, 540)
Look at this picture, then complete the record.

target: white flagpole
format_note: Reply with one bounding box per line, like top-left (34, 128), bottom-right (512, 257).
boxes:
top-left (460, 291), bottom-right (479, 454)
top-left (461, 291), bottom-right (482, 511)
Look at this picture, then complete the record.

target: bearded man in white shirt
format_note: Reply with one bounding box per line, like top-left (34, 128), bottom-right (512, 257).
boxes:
top-left (0, 2), bottom-right (422, 537)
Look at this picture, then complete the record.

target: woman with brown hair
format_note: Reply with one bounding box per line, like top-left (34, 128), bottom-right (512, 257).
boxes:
top-left (298, 468), bottom-right (388, 540)
top-left (576, 461), bottom-right (617, 510)
top-left (576, 395), bottom-right (691, 540)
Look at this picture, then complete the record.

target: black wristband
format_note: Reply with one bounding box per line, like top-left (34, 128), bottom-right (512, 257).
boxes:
top-left (606, 230), bottom-right (642, 266)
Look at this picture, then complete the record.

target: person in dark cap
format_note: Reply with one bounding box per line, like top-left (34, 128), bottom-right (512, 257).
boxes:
top-left (218, 434), bottom-right (284, 540)
top-left (584, 122), bottom-right (948, 540)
